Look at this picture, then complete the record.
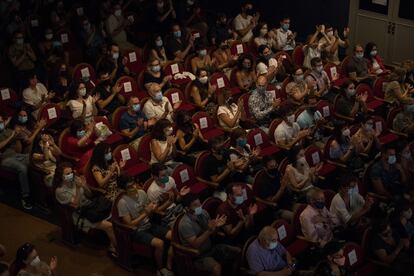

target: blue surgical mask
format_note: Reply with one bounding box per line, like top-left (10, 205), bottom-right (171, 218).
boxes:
top-left (18, 116), bottom-right (28, 124)
top-left (132, 103), bottom-right (141, 112)
top-left (0, 122), bottom-right (5, 131)
top-left (173, 31), bottom-right (182, 38)
top-left (153, 91), bottom-right (163, 101)
top-left (314, 201), bottom-right (325, 209)
top-left (76, 130), bottom-right (86, 138)
top-left (64, 173), bottom-right (74, 182)
top-left (281, 23), bottom-right (289, 32)
top-left (193, 206), bottom-right (203, 216)
top-left (237, 138), bottom-right (247, 148)
top-left (268, 241), bottom-right (278, 250)
top-left (348, 186), bottom-right (358, 197)
top-left (234, 195), bottom-right (244, 205)
top-left (104, 152), bottom-right (112, 161)
top-left (356, 53), bottom-right (364, 59)
top-left (387, 155), bottom-right (396, 165)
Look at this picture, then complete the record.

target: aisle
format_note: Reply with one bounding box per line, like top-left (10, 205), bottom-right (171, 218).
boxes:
top-left (0, 203), bottom-right (152, 276)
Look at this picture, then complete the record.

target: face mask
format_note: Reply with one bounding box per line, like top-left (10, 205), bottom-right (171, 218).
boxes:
top-left (327, 31), bottom-right (334, 37)
top-left (356, 53), bottom-right (364, 59)
top-left (234, 195), bottom-right (244, 205)
top-left (151, 65), bottom-right (161, 72)
top-left (237, 138), bottom-right (247, 148)
top-left (287, 115), bottom-right (295, 124)
top-left (314, 201), bottom-right (325, 209)
top-left (406, 104), bottom-right (414, 113)
top-left (0, 123), bottom-right (4, 131)
top-left (281, 23), bottom-right (289, 32)
top-left (132, 103), bottom-right (141, 112)
top-left (193, 206), bottom-right (202, 216)
top-left (155, 39), bottom-right (163, 47)
top-left (294, 75), bottom-right (304, 82)
top-left (342, 128), bottom-right (350, 137)
top-left (30, 256), bottom-right (41, 267)
top-left (370, 50), bottom-right (377, 57)
top-left (260, 28), bottom-right (268, 36)
top-left (346, 88), bottom-right (356, 97)
top-left (64, 173), bottom-right (74, 182)
top-left (104, 152), bottom-right (112, 161)
top-left (153, 91), bottom-right (163, 101)
top-left (112, 52), bottom-right (119, 60)
top-left (387, 155), bottom-right (396, 165)
top-left (18, 116), bottom-right (28, 124)
top-left (76, 130), bottom-right (86, 138)
top-left (160, 176), bottom-right (169, 184)
top-left (157, 2), bottom-right (164, 8)
top-left (243, 63), bottom-right (251, 70)
top-left (268, 241), bottom-right (278, 250)
top-left (16, 38), bottom-right (24, 45)
top-left (45, 33), bottom-right (53, 40)
top-left (187, 0), bottom-right (194, 5)
top-left (83, 23), bottom-right (91, 32)
top-left (114, 9), bottom-right (122, 16)
top-left (173, 31), bottom-right (182, 38)
top-left (79, 88), bottom-right (87, 97)
top-left (198, 76), bottom-right (208, 84)
top-left (364, 123), bottom-right (373, 131)
top-left (316, 65), bottom-right (324, 73)
top-left (403, 209), bottom-right (412, 220)
top-left (198, 49), bottom-right (207, 57)
top-left (333, 256), bottom-right (346, 266)
top-left (257, 86), bottom-right (266, 94)
top-left (165, 127), bottom-right (173, 136)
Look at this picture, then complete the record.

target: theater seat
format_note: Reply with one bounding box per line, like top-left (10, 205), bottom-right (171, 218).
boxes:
top-left (171, 164), bottom-right (210, 199)
top-left (192, 112), bottom-right (224, 140)
top-left (113, 144), bottom-right (150, 178)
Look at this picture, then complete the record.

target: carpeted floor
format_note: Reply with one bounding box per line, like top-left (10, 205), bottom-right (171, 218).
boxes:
top-left (0, 203), bottom-right (154, 276)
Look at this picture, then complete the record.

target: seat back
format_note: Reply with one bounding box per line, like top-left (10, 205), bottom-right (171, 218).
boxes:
top-left (317, 100), bottom-right (333, 120)
top-left (241, 235), bottom-right (257, 272)
top-left (372, 77), bottom-right (389, 99)
top-left (343, 242), bottom-right (366, 271)
top-left (58, 128), bottom-right (72, 157)
top-left (292, 204), bottom-right (307, 236)
top-left (230, 41), bottom-right (248, 56)
top-left (164, 62), bottom-right (184, 76)
top-left (72, 63), bottom-right (96, 83)
top-left (356, 83), bottom-right (375, 102)
top-left (268, 119), bottom-right (283, 143)
top-left (38, 103), bottom-right (62, 128)
top-left (239, 92), bottom-right (252, 119)
top-left (386, 106), bottom-right (402, 129)
top-left (202, 197), bottom-right (223, 218)
top-left (371, 115), bottom-right (387, 136)
top-left (171, 164), bottom-right (197, 190)
top-left (292, 45), bottom-right (305, 66)
top-left (252, 169), bottom-right (266, 197)
top-left (0, 87), bottom-right (19, 116)
top-left (124, 49), bottom-right (145, 75)
top-left (323, 136), bottom-right (336, 161)
top-left (340, 56), bottom-right (352, 76)
top-left (272, 219), bottom-right (295, 247)
top-left (164, 88), bottom-right (185, 106)
top-left (247, 128), bottom-right (271, 149)
top-left (192, 111), bottom-right (215, 132)
top-left (323, 189), bottom-right (336, 209)
top-left (115, 76), bottom-right (140, 101)
top-left (324, 63), bottom-right (341, 82)
top-left (113, 144), bottom-right (139, 170)
top-left (209, 72), bottom-right (231, 94)
top-left (194, 151), bottom-right (211, 180)
top-left (111, 106), bottom-right (128, 132)
top-left (304, 145), bottom-right (324, 166)
top-left (137, 134), bottom-right (152, 163)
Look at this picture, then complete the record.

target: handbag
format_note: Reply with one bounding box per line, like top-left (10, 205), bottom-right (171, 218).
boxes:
top-left (78, 195), bottom-right (112, 223)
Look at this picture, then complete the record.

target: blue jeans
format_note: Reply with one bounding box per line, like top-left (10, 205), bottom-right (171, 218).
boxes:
top-left (1, 153), bottom-right (30, 197)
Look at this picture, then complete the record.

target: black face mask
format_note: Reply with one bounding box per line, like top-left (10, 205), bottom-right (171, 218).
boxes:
top-left (100, 79), bottom-right (111, 87)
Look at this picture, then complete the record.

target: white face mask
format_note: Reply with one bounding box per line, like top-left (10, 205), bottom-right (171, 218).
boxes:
top-left (403, 209), bottom-right (412, 220)
top-left (79, 87), bottom-right (87, 97)
top-left (165, 127), bottom-right (173, 136)
top-left (327, 30), bottom-right (334, 37)
top-left (342, 128), bottom-right (350, 137)
top-left (287, 115), bottom-right (295, 124)
top-left (30, 256), bottom-right (41, 267)
top-left (267, 241), bottom-right (278, 250)
top-left (114, 9), bottom-right (122, 16)
top-left (198, 76), bottom-right (208, 84)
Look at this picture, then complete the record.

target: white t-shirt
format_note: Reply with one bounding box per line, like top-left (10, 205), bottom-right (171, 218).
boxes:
top-left (147, 176), bottom-right (176, 207)
top-left (234, 14), bottom-right (253, 42)
top-left (217, 103), bottom-right (240, 130)
top-left (23, 83), bottom-right (49, 118)
top-left (275, 28), bottom-right (295, 51)
top-left (67, 96), bottom-right (94, 120)
top-left (256, 58), bottom-right (278, 76)
top-left (143, 97), bottom-right (173, 122)
top-left (330, 192), bottom-right (365, 225)
top-left (274, 120), bottom-right (300, 144)
top-left (303, 46), bottom-right (321, 69)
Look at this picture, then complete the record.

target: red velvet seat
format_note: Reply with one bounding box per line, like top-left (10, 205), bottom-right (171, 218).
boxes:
top-left (171, 164), bottom-right (210, 198)
top-left (356, 83), bottom-right (385, 112)
top-left (137, 134), bottom-right (152, 163)
top-left (72, 63), bottom-right (97, 87)
top-left (124, 49), bottom-right (145, 75)
top-left (164, 88), bottom-right (196, 113)
top-left (304, 145), bottom-right (337, 178)
top-left (343, 242), bottom-right (377, 276)
top-left (113, 144), bottom-right (150, 177)
top-left (38, 103), bottom-right (62, 128)
top-left (115, 75), bottom-right (142, 102)
top-left (209, 72), bottom-right (241, 97)
top-left (192, 112), bottom-right (224, 140)
top-left (246, 128), bottom-right (281, 157)
top-left (93, 116), bottom-right (123, 146)
top-left (0, 87), bottom-right (18, 116)
top-left (371, 115), bottom-right (399, 145)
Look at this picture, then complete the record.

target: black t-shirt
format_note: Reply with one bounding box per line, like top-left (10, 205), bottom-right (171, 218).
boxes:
top-left (256, 170), bottom-right (281, 199)
top-left (143, 71), bottom-right (164, 86)
top-left (371, 231), bottom-right (401, 257)
top-left (165, 36), bottom-right (187, 60)
top-left (204, 151), bottom-right (231, 187)
top-left (95, 84), bottom-right (120, 114)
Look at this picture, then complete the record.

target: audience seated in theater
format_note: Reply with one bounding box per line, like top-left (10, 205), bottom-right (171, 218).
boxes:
top-left (252, 22), bottom-right (278, 50)
top-left (235, 54), bottom-right (256, 93)
top-left (66, 81), bottom-right (98, 123)
top-left (209, 13), bottom-right (234, 47)
top-left (191, 42), bottom-right (215, 74)
top-left (350, 114), bottom-right (380, 157)
top-left (55, 162), bottom-right (117, 256)
top-left (90, 142), bottom-right (124, 201)
top-left (66, 120), bottom-right (96, 171)
top-left (300, 188), bottom-right (339, 247)
top-left (303, 25), bottom-right (325, 69)
top-left (211, 38), bottom-right (235, 76)
top-left (79, 17), bottom-right (106, 65)
top-left (95, 70), bottom-right (123, 116)
top-left (274, 105), bottom-right (309, 149)
top-left (12, 108), bottom-right (46, 153)
top-left (148, 34), bottom-right (169, 67)
top-left (10, 243), bottom-right (57, 276)
top-left (275, 16), bottom-right (296, 51)
top-left (335, 79), bottom-right (368, 118)
top-left (116, 175), bottom-right (174, 276)
top-left (22, 73), bottom-right (55, 119)
top-left (248, 75), bottom-right (280, 127)
top-left (97, 42), bottom-right (130, 82)
top-left (217, 89), bottom-right (242, 132)
top-left (364, 42), bottom-right (387, 76)
top-left (233, 1), bottom-right (259, 43)
top-left (384, 67), bottom-right (414, 105)
top-left (305, 57), bottom-right (332, 101)
top-left (393, 103), bottom-right (414, 137)
top-left (319, 25), bottom-right (350, 65)
top-left (314, 240), bottom-right (348, 276)
top-left (345, 44), bottom-right (373, 82)
top-left (256, 44), bottom-right (284, 83)
top-left (246, 226), bottom-right (295, 275)
top-left (189, 68), bottom-right (217, 112)
top-left (178, 193), bottom-right (240, 276)
top-left (143, 83), bottom-right (178, 122)
top-left (286, 67), bottom-right (309, 106)
top-left (165, 22), bottom-right (195, 61)
top-left (105, 3), bottom-right (137, 52)
top-left (144, 58), bottom-right (172, 91)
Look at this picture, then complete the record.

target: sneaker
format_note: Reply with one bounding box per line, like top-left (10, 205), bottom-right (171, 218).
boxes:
top-left (21, 198), bottom-right (33, 210)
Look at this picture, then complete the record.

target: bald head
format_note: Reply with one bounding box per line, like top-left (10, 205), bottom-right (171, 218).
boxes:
top-left (257, 226), bottom-right (278, 248)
